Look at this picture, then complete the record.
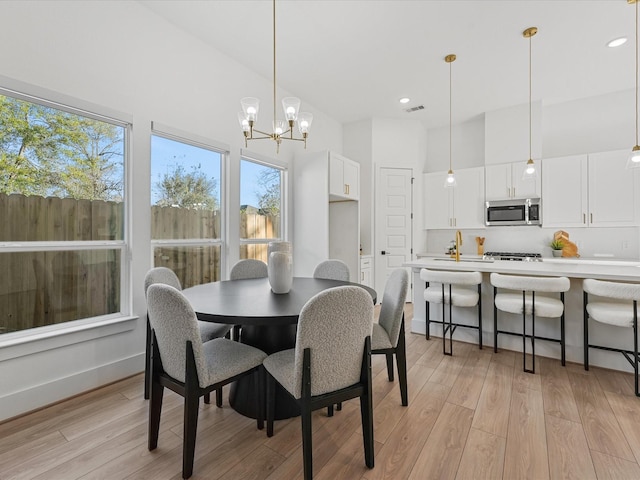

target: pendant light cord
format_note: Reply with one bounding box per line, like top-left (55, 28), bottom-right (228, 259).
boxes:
top-left (273, 0), bottom-right (277, 129)
top-left (636, 0), bottom-right (638, 147)
top-left (529, 32), bottom-right (532, 161)
top-left (449, 59), bottom-right (453, 172)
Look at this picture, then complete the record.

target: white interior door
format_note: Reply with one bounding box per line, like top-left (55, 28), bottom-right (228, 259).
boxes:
top-left (375, 167), bottom-right (413, 301)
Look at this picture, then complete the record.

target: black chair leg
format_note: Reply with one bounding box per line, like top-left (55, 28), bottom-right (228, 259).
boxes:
top-left (478, 284), bottom-right (483, 350)
top-left (493, 287), bottom-right (498, 353)
top-left (396, 320), bottom-right (408, 406)
top-left (583, 291), bottom-right (590, 371)
top-left (183, 387), bottom-right (200, 479)
top-left (385, 354), bottom-right (394, 382)
top-left (144, 317), bottom-right (152, 400)
top-left (301, 401), bottom-right (313, 480)
top-left (266, 373), bottom-right (275, 437)
top-left (204, 392), bottom-right (210, 405)
top-left (360, 389), bottom-right (375, 469)
top-left (425, 298), bottom-right (430, 340)
top-left (255, 368), bottom-right (264, 430)
top-left (215, 387), bottom-right (222, 408)
top-left (327, 405), bottom-right (334, 417)
top-left (148, 381), bottom-right (163, 450)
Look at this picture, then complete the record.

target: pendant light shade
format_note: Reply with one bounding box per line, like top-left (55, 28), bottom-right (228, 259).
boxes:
top-left (629, 0), bottom-right (640, 168)
top-left (522, 27), bottom-right (538, 181)
top-left (444, 54), bottom-right (457, 188)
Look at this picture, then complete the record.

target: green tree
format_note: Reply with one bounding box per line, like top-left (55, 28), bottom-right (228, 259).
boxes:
top-left (256, 168), bottom-right (281, 216)
top-left (155, 163), bottom-right (219, 210)
top-left (0, 95), bottom-right (124, 200)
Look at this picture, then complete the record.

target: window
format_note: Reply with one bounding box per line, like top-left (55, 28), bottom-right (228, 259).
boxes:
top-left (240, 157), bottom-right (285, 262)
top-left (0, 90), bottom-right (127, 335)
top-left (150, 129), bottom-right (224, 288)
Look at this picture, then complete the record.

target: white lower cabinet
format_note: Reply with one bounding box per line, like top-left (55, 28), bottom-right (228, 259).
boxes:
top-left (360, 255), bottom-right (373, 288)
top-left (424, 167), bottom-right (485, 229)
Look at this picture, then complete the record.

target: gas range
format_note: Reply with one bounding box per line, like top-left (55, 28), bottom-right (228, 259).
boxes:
top-left (483, 251), bottom-right (543, 262)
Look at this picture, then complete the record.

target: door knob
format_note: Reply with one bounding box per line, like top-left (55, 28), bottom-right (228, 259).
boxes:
top-left (381, 251), bottom-right (387, 255)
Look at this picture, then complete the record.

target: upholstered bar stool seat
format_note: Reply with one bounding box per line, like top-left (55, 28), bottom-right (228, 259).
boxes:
top-left (420, 269), bottom-right (482, 355)
top-left (491, 273), bottom-right (569, 374)
top-left (583, 278), bottom-right (640, 396)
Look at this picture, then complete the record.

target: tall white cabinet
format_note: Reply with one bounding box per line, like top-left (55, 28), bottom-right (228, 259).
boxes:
top-left (293, 151), bottom-right (360, 280)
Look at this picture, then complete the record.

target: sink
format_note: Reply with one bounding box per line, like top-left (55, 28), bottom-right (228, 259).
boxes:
top-left (433, 257), bottom-right (494, 263)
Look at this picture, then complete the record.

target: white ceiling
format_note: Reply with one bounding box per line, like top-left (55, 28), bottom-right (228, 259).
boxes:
top-left (139, 0), bottom-right (635, 130)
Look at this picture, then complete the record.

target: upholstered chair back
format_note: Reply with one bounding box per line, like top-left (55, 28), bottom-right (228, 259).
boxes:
top-left (378, 269), bottom-right (409, 348)
top-left (313, 259), bottom-right (350, 282)
top-left (144, 267), bottom-right (182, 294)
top-left (292, 286), bottom-right (373, 397)
top-left (230, 259), bottom-right (268, 280)
top-left (584, 279), bottom-right (640, 301)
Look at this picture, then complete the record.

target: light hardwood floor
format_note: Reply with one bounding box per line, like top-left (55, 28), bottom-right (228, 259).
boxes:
top-left (3, 304), bottom-right (640, 479)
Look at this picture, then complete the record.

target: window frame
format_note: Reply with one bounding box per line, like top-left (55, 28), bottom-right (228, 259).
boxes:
top-left (239, 151), bottom-right (288, 253)
top-left (150, 122), bottom-right (229, 281)
top-left (0, 75), bottom-right (133, 347)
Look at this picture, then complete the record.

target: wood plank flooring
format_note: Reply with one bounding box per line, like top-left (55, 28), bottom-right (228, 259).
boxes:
top-left (3, 304), bottom-right (640, 479)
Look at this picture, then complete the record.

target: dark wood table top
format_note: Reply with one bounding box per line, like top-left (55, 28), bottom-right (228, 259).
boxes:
top-left (182, 277), bottom-right (377, 326)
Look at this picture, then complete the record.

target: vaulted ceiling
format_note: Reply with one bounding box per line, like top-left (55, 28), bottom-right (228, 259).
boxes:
top-left (140, 0), bottom-right (635, 130)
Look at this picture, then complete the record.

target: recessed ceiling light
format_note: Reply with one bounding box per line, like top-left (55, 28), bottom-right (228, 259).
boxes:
top-left (399, 97), bottom-right (410, 104)
top-left (607, 37), bottom-right (628, 48)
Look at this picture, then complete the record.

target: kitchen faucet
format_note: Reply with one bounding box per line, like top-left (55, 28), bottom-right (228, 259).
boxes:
top-left (455, 230), bottom-right (462, 262)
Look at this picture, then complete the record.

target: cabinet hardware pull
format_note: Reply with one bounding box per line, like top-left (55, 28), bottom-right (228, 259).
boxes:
top-left (347, 184), bottom-right (350, 195)
top-left (590, 213), bottom-right (593, 224)
top-left (583, 213), bottom-right (586, 224)
top-left (513, 187), bottom-right (515, 197)
top-left (507, 187), bottom-right (510, 197)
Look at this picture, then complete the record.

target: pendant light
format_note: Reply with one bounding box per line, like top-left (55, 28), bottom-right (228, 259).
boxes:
top-left (522, 27), bottom-right (538, 181)
top-left (629, 0), bottom-right (640, 168)
top-left (444, 54), bottom-right (457, 188)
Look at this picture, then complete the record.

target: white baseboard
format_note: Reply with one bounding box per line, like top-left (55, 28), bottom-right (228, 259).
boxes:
top-left (0, 353), bottom-right (144, 422)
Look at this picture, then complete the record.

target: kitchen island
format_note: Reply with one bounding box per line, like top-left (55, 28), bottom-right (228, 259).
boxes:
top-left (405, 256), bottom-right (640, 372)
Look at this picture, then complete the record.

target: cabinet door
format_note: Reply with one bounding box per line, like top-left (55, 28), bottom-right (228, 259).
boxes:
top-left (588, 150), bottom-right (639, 226)
top-left (453, 167), bottom-right (485, 228)
top-left (343, 159), bottom-right (359, 200)
top-left (542, 155), bottom-right (588, 227)
top-left (511, 160), bottom-right (542, 199)
top-left (485, 164), bottom-right (512, 200)
top-left (329, 155), bottom-right (344, 198)
top-left (424, 172), bottom-right (453, 229)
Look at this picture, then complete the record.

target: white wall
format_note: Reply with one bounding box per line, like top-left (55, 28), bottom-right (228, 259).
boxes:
top-left (426, 115), bottom-right (485, 172)
top-left (0, 0), bottom-right (343, 421)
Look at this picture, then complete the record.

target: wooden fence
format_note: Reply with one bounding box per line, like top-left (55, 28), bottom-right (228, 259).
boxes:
top-left (0, 193), bottom-right (279, 333)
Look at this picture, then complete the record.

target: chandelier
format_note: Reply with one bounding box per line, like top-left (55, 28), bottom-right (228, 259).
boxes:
top-left (238, 0), bottom-right (312, 153)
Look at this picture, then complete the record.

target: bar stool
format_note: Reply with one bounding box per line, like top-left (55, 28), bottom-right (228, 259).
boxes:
top-left (491, 273), bottom-right (570, 374)
top-left (420, 269), bottom-right (483, 355)
top-left (583, 279), bottom-right (640, 396)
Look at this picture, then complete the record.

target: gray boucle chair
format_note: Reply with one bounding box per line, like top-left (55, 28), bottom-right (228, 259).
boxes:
top-left (313, 259), bottom-right (350, 282)
top-left (371, 268), bottom-right (410, 406)
top-left (583, 279), bottom-right (640, 396)
top-left (263, 286), bottom-right (375, 480)
top-left (491, 272), bottom-right (570, 374)
top-left (421, 269), bottom-right (483, 356)
top-left (230, 258), bottom-right (268, 280)
top-left (144, 267), bottom-right (232, 403)
top-left (147, 283), bottom-right (267, 479)
top-left (229, 259), bottom-right (269, 340)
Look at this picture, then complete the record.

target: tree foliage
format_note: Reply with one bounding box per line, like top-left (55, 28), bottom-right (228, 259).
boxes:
top-left (0, 95), bottom-right (124, 200)
top-left (154, 163), bottom-right (219, 210)
top-left (256, 168), bottom-right (281, 216)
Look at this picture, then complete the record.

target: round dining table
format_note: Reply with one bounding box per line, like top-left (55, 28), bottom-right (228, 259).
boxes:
top-left (182, 276), bottom-right (377, 419)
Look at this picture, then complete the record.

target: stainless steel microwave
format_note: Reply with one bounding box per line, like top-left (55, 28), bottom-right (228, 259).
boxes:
top-left (485, 197), bottom-right (541, 226)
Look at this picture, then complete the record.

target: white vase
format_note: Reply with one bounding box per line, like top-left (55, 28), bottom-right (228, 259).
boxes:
top-left (268, 250), bottom-right (293, 294)
top-left (268, 241), bottom-right (291, 257)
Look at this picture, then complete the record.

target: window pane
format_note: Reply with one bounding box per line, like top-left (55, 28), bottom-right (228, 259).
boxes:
top-left (240, 244), bottom-right (269, 263)
top-left (0, 95), bottom-right (125, 241)
top-left (153, 245), bottom-right (221, 288)
top-left (151, 136), bottom-right (221, 240)
top-left (240, 160), bottom-right (282, 241)
top-left (0, 249), bottom-right (121, 334)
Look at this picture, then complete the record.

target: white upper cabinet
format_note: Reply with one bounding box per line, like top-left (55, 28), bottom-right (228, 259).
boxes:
top-left (424, 167), bottom-right (485, 229)
top-left (542, 150), bottom-right (639, 228)
top-left (542, 154), bottom-right (588, 227)
top-left (588, 150), bottom-right (639, 227)
top-left (329, 153), bottom-right (359, 200)
top-left (485, 161), bottom-right (541, 200)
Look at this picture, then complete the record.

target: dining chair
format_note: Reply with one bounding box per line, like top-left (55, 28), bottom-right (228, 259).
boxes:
top-left (421, 269), bottom-right (483, 355)
top-left (491, 272), bottom-right (570, 374)
top-left (583, 279), bottom-right (640, 396)
top-left (143, 267), bottom-right (231, 403)
top-left (147, 283), bottom-right (267, 479)
top-left (229, 259), bottom-right (269, 340)
top-left (313, 259), bottom-right (350, 281)
top-left (263, 286), bottom-right (375, 480)
top-left (371, 268), bottom-right (410, 406)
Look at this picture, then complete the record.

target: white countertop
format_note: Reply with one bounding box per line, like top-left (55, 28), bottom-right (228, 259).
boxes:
top-left (404, 256), bottom-right (640, 282)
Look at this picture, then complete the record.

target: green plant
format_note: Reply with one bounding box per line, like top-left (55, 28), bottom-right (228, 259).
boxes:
top-left (550, 239), bottom-right (564, 250)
